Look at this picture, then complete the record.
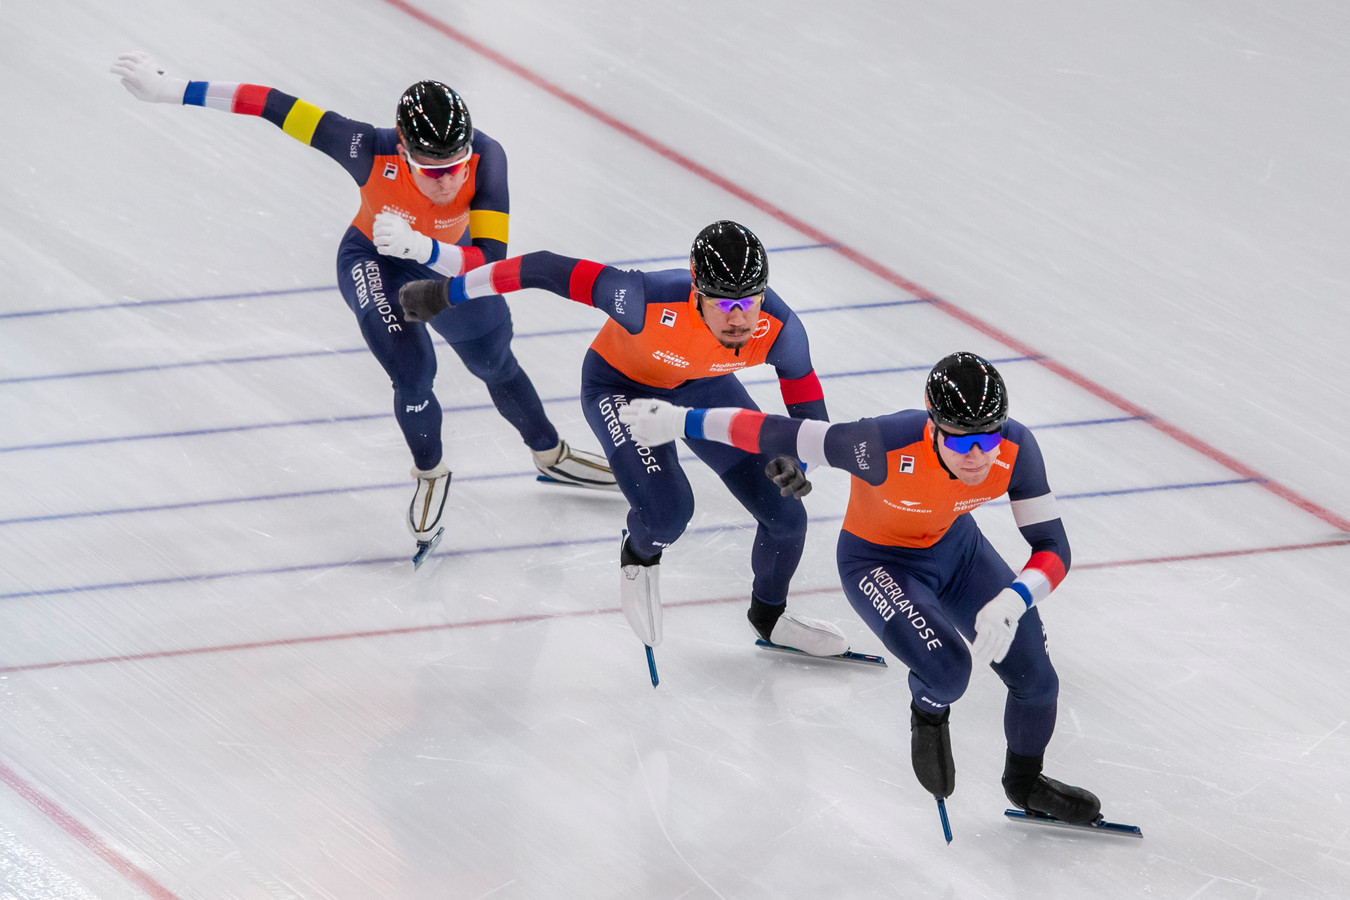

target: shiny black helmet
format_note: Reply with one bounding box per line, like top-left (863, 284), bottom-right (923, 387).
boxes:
top-left (690, 220), bottom-right (769, 299)
top-left (925, 352), bottom-right (1009, 433)
top-left (396, 81), bottom-right (473, 160)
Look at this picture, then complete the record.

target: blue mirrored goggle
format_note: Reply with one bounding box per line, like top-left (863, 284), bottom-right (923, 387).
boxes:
top-left (699, 291), bottom-right (764, 314)
top-left (937, 427), bottom-right (1003, 454)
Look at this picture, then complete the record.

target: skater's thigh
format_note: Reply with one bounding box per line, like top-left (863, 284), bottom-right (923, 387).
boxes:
top-left (335, 250), bottom-right (436, 386)
top-left (838, 540), bottom-right (972, 707)
top-left (582, 386), bottom-right (692, 521)
top-left (443, 314), bottom-right (519, 382)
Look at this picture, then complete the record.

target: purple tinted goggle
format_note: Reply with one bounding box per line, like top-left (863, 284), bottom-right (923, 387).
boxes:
top-left (699, 291), bottom-right (764, 314)
top-left (937, 426), bottom-right (1003, 454)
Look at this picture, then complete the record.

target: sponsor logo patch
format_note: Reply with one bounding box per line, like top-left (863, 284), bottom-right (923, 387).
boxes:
top-left (383, 161), bottom-right (399, 179)
top-left (651, 349), bottom-right (690, 368)
top-left (660, 308), bottom-right (677, 327)
top-left (898, 455), bottom-right (915, 474)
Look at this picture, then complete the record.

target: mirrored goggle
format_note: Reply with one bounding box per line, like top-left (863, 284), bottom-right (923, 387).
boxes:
top-left (699, 291), bottom-right (764, 314)
top-left (404, 150), bottom-right (472, 179)
top-left (939, 428), bottom-right (1003, 454)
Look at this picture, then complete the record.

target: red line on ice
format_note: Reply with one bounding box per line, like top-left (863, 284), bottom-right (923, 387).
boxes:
top-left (378, 0), bottom-right (1350, 535)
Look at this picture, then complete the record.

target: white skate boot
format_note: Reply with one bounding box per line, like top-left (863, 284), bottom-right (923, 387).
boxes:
top-left (748, 596), bottom-right (849, 657)
top-left (408, 461), bottom-right (450, 568)
top-left (619, 531), bottom-right (662, 646)
top-left (533, 440), bottom-right (618, 491)
top-left (767, 613), bottom-right (850, 657)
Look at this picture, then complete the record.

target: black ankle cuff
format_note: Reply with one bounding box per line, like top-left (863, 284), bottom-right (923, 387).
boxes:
top-left (1002, 749), bottom-right (1044, 802)
top-left (910, 702), bottom-right (950, 727)
top-left (747, 595), bottom-right (784, 641)
top-left (620, 537), bottom-right (661, 567)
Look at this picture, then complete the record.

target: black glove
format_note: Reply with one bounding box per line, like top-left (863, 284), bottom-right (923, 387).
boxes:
top-left (765, 456), bottom-right (812, 499)
top-left (399, 278), bottom-right (451, 323)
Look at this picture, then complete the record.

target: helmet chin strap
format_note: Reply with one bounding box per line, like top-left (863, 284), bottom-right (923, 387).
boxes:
top-left (930, 419), bottom-right (959, 481)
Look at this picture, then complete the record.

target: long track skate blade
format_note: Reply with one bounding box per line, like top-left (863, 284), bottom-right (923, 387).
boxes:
top-left (535, 474), bottom-right (621, 492)
top-left (412, 528), bottom-right (444, 569)
top-left (1004, 808), bottom-right (1142, 838)
top-left (645, 645), bottom-right (659, 688)
top-left (754, 638), bottom-right (887, 667)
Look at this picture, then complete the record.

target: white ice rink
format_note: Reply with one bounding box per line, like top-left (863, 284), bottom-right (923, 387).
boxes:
top-left (3, 1), bottom-right (1350, 897)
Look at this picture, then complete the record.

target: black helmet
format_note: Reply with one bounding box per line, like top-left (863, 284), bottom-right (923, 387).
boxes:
top-left (925, 352), bottom-right (1009, 433)
top-left (690, 220), bottom-right (768, 299)
top-left (396, 81), bottom-right (473, 160)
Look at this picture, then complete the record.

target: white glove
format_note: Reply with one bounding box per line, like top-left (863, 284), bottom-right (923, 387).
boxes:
top-left (617, 399), bottom-right (690, 447)
top-left (373, 212), bottom-right (435, 264)
top-left (970, 588), bottom-right (1028, 667)
top-left (110, 51), bottom-right (188, 104)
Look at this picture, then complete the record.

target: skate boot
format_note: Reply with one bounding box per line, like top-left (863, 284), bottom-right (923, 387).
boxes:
top-left (408, 462), bottom-right (450, 568)
top-left (910, 703), bottom-right (955, 798)
top-left (747, 595), bottom-right (848, 657)
top-left (408, 462), bottom-right (451, 541)
top-left (619, 531), bottom-right (662, 646)
top-left (1002, 750), bottom-right (1101, 825)
top-left (533, 440), bottom-right (618, 491)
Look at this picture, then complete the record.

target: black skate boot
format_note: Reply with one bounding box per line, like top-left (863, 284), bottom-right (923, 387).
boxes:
top-left (910, 703), bottom-right (955, 798)
top-left (1002, 749), bottom-right (1101, 825)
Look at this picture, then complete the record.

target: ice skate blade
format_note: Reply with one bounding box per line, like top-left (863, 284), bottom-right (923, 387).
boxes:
top-left (535, 473), bottom-right (621, 492)
top-left (1004, 808), bottom-right (1142, 838)
top-left (645, 645), bottom-right (659, 688)
top-left (754, 638), bottom-right (887, 667)
top-left (412, 528), bottom-right (444, 569)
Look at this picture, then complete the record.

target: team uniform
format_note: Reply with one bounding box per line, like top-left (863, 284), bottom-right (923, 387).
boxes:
top-left (677, 406), bottom-right (1067, 758)
top-left (450, 252), bottom-right (828, 609)
top-left (168, 80), bottom-right (560, 472)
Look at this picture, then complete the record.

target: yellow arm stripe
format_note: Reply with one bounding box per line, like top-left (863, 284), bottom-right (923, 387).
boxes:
top-left (281, 100), bottom-right (325, 145)
top-left (469, 209), bottom-right (510, 244)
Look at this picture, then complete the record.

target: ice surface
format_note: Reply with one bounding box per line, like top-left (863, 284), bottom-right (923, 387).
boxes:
top-left (2, 1), bottom-right (1348, 897)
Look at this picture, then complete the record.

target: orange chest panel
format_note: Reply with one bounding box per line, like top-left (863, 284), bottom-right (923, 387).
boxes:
top-left (350, 154), bottom-right (478, 244)
top-left (843, 438), bottom-right (1020, 548)
top-left (589, 298), bottom-right (783, 389)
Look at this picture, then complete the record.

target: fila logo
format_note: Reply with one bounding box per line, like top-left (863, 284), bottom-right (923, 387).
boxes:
top-left (383, 162), bottom-right (399, 179)
top-left (660, 309), bottom-right (677, 327)
top-left (899, 455), bottom-right (915, 474)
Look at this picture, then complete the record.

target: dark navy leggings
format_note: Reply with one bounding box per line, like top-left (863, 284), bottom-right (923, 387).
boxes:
top-left (837, 518), bottom-right (1060, 756)
top-left (336, 235), bottom-right (557, 470)
top-left (581, 352), bottom-right (807, 607)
